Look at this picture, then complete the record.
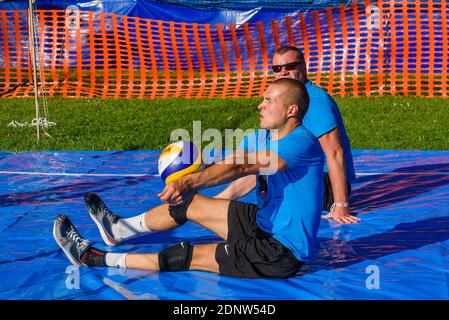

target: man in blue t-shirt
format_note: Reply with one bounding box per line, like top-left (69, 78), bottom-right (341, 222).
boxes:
top-left (53, 78), bottom-right (324, 278)
top-left (217, 46), bottom-right (360, 225)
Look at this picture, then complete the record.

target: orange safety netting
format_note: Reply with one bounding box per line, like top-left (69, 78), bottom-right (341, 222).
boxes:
top-left (0, 0), bottom-right (448, 99)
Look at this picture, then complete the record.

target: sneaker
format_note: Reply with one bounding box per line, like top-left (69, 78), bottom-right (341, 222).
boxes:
top-left (84, 192), bottom-right (121, 247)
top-left (53, 215), bottom-right (91, 266)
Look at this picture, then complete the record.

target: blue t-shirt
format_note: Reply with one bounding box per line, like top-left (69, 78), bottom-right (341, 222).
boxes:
top-left (239, 126), bottom-right (324, 261)
top-left (303, 81), bottom-right (356, 183)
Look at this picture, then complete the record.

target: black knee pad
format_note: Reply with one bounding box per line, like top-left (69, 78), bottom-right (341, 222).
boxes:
top-left (168, 192), bottom-right (196, 225)
top-left (158, 242), bottom-right (193, 272)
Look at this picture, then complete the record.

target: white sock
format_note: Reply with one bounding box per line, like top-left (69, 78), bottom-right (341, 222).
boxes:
top-left (111, 212), bottom-right (151, 240)
top-left (105, 253), bottom-right (128, 269)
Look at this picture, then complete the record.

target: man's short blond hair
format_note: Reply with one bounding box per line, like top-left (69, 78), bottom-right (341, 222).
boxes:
top-left (271, 78), bottom-right (309, 120)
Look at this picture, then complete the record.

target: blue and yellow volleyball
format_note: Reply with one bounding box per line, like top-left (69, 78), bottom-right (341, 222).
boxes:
top-left (158, 140), bottom-right (205, 184)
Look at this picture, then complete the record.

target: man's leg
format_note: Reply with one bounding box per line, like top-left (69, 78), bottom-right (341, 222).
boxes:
top-left (86, 192), bottom-right (231, 245)
top-left (136, 193), bottom-right (230, 240)
top-left (54, 214), bottom-right (220, 273)
top-left (124, 243), bottom-right (219, 273)
top-left (323, 172), bottom-right (334, 211)
top-left (171, 193), bottom-right (230, 240)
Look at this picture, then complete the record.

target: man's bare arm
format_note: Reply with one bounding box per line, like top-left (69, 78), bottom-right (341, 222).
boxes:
top-left (158, 150), bottom-right (286, 205)
top-left (214, 175), bottom-right (256, 200)
top-left (319, 128), bottom-right (360, 224)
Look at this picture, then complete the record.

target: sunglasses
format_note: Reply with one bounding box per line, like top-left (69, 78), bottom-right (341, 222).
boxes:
top-left (271, 61), bottom-right (302, 73)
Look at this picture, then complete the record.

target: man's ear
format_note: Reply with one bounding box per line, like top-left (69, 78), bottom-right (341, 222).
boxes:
top-left (287, 104), bottom-right (299, 118)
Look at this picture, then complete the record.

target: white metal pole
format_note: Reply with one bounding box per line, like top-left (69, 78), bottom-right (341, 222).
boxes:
top-left (28, 0), bottom-right (40, 141)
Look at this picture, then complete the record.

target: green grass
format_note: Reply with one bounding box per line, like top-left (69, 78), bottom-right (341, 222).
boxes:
top-left (1, 96), bottom-right (448, 151)
top-left (336, 96), bottom-right (449, 150)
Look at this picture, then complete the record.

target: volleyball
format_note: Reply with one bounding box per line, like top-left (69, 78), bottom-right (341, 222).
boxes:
top-left (158, 140), bottom-right (205, 184)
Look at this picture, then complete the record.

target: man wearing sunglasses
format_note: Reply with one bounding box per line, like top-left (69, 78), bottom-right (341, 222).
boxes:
top-left (216, 46), bottom-right (359, 225)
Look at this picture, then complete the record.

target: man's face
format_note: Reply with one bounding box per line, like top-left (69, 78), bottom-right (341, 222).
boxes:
top-left (258, 84), bottom-right (288, 130)
top-left (272, 51), bottom-right (307, 84)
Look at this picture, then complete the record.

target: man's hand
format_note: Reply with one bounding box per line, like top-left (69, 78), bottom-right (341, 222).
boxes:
top-left (323, 206), bottom-right (361, 224)
top-left (158, 178), bottom-right (194, 206)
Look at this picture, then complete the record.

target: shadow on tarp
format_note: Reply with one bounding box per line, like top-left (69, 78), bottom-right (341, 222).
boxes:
top-left (305, 215), bottom-right (449, 274)
top-left (0, 176), bottom-right (154, 209)
top-left (350, 163), bottom-right (449, 214)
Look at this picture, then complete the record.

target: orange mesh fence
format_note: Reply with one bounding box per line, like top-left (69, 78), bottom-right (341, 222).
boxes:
top-left (1, 0), bottom-right (448, 99)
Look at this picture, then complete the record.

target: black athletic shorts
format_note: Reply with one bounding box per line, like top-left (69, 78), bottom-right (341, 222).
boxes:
top-left (215, 201), bottom-right (303, 279)
top-left (323, 172), bottom-right (352, 211)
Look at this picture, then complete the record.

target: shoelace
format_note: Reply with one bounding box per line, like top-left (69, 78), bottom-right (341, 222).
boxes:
top-left (99, 202), bottom-right (118, 225)
top-left (67, 226), bottom-right (89, 249)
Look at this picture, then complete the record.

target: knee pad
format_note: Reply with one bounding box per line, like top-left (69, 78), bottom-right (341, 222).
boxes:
top-left (168, 193), bottom-right (196, 225)
top-left (158, 242), bottom-right (193, 272)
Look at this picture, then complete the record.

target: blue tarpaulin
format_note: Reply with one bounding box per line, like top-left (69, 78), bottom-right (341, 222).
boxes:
top-left (1, 149), bottom-right (448, 299)
top-left (0, 0), bottom-right (354, 24)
